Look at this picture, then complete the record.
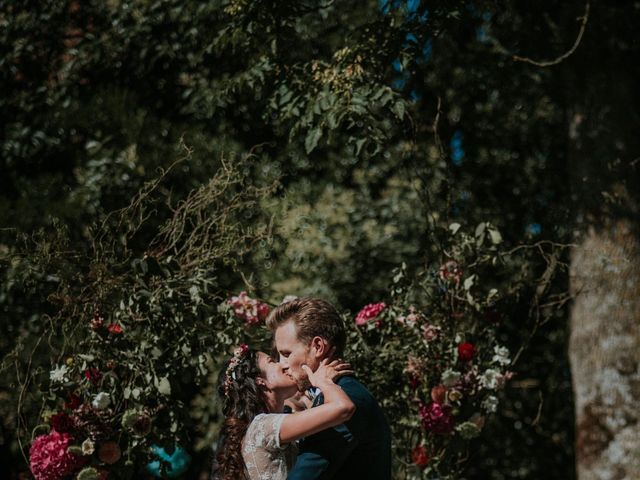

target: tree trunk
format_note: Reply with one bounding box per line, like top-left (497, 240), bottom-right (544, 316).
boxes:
top-left (569, 221), bottom-right (640, 479)
top-left (565, 2), bottom-right (640, 477)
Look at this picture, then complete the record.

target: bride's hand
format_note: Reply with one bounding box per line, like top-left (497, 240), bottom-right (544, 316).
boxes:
top-left (302, 358), bottom-right (354, 388)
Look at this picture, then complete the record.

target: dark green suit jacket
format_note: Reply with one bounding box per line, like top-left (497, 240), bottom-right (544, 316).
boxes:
top-left (287, 376), bottom-right (391, 480)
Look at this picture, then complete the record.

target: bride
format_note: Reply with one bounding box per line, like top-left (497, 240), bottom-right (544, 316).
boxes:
top-left (212, 344), bottom-right (354, 480)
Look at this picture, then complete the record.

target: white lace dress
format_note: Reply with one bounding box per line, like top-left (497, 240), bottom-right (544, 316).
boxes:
top-left (242, 413), bottom-right (297, 480)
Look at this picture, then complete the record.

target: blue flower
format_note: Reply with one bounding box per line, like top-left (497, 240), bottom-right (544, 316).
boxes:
top-left (146, 445), bottom-right (191, 478)
top-left (406, 0), bottom-right (420, 15)
top-left (526, 223), bottom-right (542, 236)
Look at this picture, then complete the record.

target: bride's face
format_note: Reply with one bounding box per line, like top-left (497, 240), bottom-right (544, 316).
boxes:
top-left (256, 352), bottom-right (297, 395)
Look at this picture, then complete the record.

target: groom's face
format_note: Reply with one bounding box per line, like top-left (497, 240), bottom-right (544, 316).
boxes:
top-left (274, 320), bottom-right (318, 391)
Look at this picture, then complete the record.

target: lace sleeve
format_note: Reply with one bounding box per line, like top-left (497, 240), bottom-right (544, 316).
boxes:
top-left (245, 413), bottom-right (289, 452)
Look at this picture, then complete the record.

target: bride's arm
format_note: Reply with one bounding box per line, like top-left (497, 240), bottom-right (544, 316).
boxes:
top-left (279, 359), bottom-right (355, 444)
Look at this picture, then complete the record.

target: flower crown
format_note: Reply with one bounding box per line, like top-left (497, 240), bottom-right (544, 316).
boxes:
top-left (223, 344), bottom-right (249, 396)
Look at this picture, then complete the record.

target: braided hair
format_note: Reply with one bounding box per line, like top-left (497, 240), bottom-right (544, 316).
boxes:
top-left (212, 347), bottom-right (269, 480)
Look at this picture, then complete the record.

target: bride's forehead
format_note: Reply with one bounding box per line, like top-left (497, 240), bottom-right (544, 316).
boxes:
top-left (256, 351), bottom-right (270, 365)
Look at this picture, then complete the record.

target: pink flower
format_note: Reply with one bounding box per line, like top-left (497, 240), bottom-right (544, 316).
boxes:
top-left (30, 430), bottom-right (86, 480)
top-left (421, 324), bottom-right (440, 341)
top-left (228, 291), bottom-right (270, 326)
top-left (355, 302), bottom-right (386, 326)
top-left (419, 401), bottom-right (455, 435)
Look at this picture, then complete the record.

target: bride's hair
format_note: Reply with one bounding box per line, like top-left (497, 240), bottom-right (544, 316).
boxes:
top-left (212, 347), bottom-right (269, 480)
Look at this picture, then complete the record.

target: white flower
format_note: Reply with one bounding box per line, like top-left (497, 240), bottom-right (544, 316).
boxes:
top-left (91, 392), bottom-right (111, 410)
top-left (281, 295), bottom-right (298, 304)
top-left (81, 438), bottom-right (95, 455)
top-left (481, 395), bottom-right (499, 413)
top-left (480, 369), bottom-right (502, 390)
top-left (492, 345), bottom-right (510, 366)
top-left (50, 365), bottom-right (70, 383)
top-left (455, 421), bottom-right (481, 439)
top-left (441, 369), bottom-right (461, 387)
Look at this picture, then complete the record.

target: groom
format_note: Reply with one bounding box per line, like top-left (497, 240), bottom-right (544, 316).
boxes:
top-left (267, 297), bottom-right (391, 480)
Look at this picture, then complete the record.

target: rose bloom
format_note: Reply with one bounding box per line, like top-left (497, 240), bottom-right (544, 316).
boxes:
top-left (430, 385), bottom-right (447, 404)
top-left (458, 342), bottom-right (475, 362)
top-left (228, 291), bottom-right (269, 326)
top-left (98, 442), bottom-right (121, 464)
top-left (421, 324), bottom-right (440, 341)
top-left (411, 445), bottom-right (429, 468)
top-left (30, 431), bottom-right (86, 480)
top-left (355, 302), bottom-right (386, 326)
top-left (419, 401), bottom-right (455, 435)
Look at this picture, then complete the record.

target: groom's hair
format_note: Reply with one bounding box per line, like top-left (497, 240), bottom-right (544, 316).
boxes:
top-left (266, 297), bottom-right (346, 356)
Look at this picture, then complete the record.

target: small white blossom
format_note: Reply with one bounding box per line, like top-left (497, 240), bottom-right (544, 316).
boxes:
top-left (281, 295), bottom-right (298, 304)
top-left (441, 369), bottom-right (461, 387)
top-left (81, 438), bottom-right (95, 455)
top-left (482, 395), bottom-right (499, 413)
top-left (50, 365), bottom-right (70, 384)
top-left (492, 345), bottom-right (511, 366)
top-left (91, 392), bottom-right (111, 410)
top-left (480, 369), bottom-right (502, 390)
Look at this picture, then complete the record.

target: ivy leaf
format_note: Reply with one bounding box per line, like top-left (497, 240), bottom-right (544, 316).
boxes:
top-left (305, 127), bottom-right (323, 153)
top-left (393, 100), bottom-right (406, 120)
top-left (464, 274), bottom-right (476, 291)
top-left (155, 376), bottom-right (172, 396)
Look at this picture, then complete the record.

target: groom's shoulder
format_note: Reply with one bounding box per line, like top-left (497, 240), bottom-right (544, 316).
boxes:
top-left (335, 376), bottom-right (377, 405)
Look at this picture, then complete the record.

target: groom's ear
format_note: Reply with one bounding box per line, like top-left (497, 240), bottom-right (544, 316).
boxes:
top-left (310, 336), bottom-right (329, 358)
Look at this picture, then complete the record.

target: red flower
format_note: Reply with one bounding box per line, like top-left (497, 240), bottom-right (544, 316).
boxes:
top-left (64, 393), bottom-right (82, 410)
top-left (257, 302), bottom-right (270, 321)
top-left (51, 412), bottom-right (74, 433)
top-left (107, 323), bottom-right (123, 334)
top-left (458, 342), bottom-right (475, 362)
top-left (355, 302), bottom-right (386, 326)
top-left (83, 368), bottom-right (102, 385)
top-left (411, 445), bottom-right (429, 468)
top-left (419, 401), bottom-right (454, 435)
top-left (438, 260), bottom-right (462, 284)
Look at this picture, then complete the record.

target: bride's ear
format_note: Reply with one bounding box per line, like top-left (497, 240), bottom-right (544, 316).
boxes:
top-left (255, 376), bottom-right (267, 388)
